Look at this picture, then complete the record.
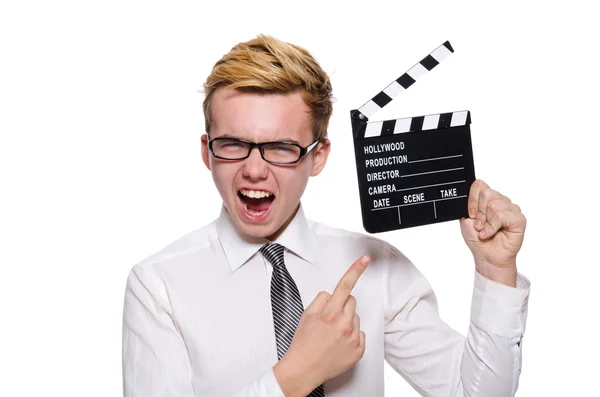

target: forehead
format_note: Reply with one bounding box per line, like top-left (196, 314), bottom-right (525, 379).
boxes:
top-left (210, 87), bottom-right (313, 143)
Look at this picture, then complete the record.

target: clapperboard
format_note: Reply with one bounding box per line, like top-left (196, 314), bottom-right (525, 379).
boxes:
top-left (350, 41), bottom-right (476, 233)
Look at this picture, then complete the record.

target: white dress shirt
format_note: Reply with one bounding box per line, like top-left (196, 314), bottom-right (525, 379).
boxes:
top-left (122, 204), bottom-right (530, 397)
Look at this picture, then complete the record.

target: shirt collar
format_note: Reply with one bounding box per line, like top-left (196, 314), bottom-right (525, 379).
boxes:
top-left (216, 203), bottom-right (317, 273)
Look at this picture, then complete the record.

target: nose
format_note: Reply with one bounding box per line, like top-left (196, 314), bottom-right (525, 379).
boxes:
top-left (241, 146), bottom-right (269, 180)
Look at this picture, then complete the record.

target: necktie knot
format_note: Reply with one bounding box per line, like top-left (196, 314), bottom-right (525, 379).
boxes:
top-left (260, 243), bottom-right (285, 269)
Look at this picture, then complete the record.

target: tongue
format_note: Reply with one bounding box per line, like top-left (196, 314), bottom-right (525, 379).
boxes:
top-left (245, 197), bottom-right (272, 212)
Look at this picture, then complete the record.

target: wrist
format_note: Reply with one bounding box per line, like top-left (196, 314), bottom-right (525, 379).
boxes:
top-left (476, 262), bottom-right (517, 288)
top-left (273, 354), bottom-right (321, 397)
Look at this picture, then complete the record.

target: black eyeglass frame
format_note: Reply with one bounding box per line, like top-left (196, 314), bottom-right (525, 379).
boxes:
top-left (207, 137), bottom-right (320, 165)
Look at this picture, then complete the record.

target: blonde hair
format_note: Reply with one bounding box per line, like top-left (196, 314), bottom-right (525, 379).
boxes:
top-left (202, 34), bottom-right (333, 141)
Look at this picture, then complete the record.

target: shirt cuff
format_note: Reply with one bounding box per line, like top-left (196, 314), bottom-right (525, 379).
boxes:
top-left (470, 270), bottom-right (530, 338)
top-left (264, 367), bottom-right (285, 397)
top-left (231, 367), bottom-right (285, 397)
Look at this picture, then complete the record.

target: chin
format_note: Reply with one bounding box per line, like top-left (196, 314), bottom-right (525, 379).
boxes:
top-left (235, 218), bottom-right (281, 239)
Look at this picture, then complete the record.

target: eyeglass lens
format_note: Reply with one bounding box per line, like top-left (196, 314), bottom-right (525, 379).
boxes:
top-left (212, 139), bottom-right (302, 163)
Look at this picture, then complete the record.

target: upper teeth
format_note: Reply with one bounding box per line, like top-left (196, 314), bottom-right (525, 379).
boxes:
top-left (240, 189), bottom-right (272, 199)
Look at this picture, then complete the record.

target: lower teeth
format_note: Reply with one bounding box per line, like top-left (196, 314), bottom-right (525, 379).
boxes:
top-left (242, 202), bottom-right (267, 216)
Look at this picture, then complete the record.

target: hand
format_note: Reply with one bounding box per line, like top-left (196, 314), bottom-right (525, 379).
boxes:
top-left (460, 179), bottom-right (526, 287)
top-left (273, 255), bottom-right (370, 397)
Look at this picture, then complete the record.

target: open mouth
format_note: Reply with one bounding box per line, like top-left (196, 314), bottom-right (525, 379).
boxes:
top-left (238, 188), bottom-right (275, 218)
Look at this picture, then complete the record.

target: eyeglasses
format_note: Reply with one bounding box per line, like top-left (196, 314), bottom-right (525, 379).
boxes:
top-left (208, 137), bottom-right (320, 165)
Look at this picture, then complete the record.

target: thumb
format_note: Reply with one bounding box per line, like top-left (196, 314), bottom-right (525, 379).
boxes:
top-left (460, 217), bottom-right (480, 244)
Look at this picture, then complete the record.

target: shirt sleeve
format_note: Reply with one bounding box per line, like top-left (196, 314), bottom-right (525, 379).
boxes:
top-left (382, 246), bottom-right (530, 397)
top-left (122, 265), bottom-right (286, 397)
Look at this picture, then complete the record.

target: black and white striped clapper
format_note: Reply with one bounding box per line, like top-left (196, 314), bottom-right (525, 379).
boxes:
top-left (350, 41), bottom-right (476, 233)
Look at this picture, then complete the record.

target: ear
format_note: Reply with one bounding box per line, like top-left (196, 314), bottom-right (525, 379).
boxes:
top-left (201, 134), bottom-right (211, 170)
top-left (310, 138), bottom-right (331, 177)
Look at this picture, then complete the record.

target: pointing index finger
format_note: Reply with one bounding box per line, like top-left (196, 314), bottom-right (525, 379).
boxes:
top-left (327, 255), bottom-right (370, 312)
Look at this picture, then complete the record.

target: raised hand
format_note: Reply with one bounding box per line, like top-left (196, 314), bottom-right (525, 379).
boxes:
top-left (460, 179), bottom-right (527, 287)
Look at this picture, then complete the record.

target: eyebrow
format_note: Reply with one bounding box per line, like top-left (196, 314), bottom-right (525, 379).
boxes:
top-left (217, 133), bottom-right (301, 145)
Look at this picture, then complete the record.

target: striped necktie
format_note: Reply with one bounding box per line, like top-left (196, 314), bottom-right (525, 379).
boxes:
top-left (260, 243), bottom-right (325, 397)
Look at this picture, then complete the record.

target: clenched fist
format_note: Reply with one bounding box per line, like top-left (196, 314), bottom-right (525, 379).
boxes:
top-left (460, 179), bottom-right (527, 287)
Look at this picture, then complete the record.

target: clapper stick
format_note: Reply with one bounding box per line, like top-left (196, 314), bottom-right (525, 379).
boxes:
top-left (349, 41), bottom-right (476, 233)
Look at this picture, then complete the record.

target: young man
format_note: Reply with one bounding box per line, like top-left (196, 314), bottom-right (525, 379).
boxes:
top-left (122, 35), bottom-right (530, 397)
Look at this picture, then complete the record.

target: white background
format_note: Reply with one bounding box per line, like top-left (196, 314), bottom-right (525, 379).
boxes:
top-left (1, 0), bottom-right (598, 395)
